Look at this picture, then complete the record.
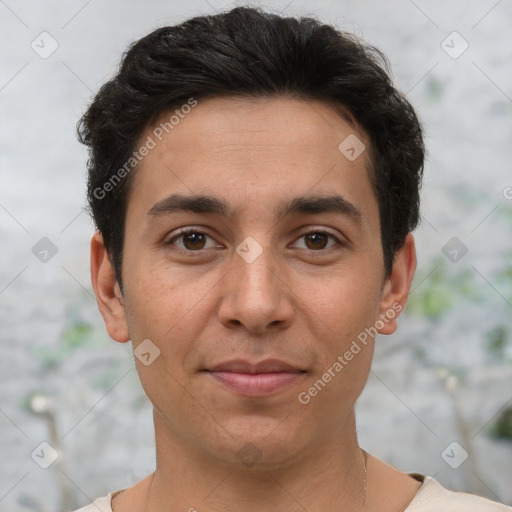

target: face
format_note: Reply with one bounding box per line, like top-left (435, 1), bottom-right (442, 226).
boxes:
top-left (92, 96), bottom-right (416, 470)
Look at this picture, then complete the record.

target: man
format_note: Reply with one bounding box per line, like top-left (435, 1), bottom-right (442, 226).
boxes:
top-left (73, 6), bottom-right (510, 511)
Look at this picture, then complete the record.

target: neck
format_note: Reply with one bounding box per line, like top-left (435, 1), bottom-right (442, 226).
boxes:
top-left (145, 408), bottom-right (368, 512)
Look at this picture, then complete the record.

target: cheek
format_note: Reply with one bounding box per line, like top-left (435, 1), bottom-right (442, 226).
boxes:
top-left (123, 274), bottom-right (193, 412)
top-left (123, 261), bottom-right (214, 367)
top-left (123, 276), bottom-right (170, 342)
top-left (296, 269), bottom-right (382, 342)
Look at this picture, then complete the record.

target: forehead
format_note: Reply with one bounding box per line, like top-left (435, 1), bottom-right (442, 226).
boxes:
top-left (147, 96), bottom-right (365, 166)
top-left (126, 96), bottom-right (378, 231)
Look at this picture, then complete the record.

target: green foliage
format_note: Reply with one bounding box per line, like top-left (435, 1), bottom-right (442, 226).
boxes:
top-left (92, 360), bottom-right (126, 391)
top-left (488, 407), bottom-right (512, 441)
top-left (405, 256), bottom-right (484, 319)
top-left (498, 265), bottom-right (512, 284)
top-left (407, 201), bottom-right (512, 323)
top-left (32, 320), bottom-right (96, 369)
top-left (426, 77), bottom-right (442, 102)
top-left (485, 326), bottom-right (509, 362)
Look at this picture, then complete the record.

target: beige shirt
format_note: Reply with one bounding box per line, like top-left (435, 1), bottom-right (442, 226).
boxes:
top-left (71, 474), bottom-right (511, 511)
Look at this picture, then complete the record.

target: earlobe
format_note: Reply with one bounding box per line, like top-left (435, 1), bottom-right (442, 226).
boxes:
top-left (90, 231), bottom-right (130, 343)
top-left (377, 233), bottom-right (417, 335)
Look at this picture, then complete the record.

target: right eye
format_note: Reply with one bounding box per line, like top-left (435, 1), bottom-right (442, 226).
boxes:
top-left (166, 229), bottom-right (222, 252)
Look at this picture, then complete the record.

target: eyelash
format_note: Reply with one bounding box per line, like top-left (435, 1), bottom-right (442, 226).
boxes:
top-left (166, 227), bottom-right (344, 253)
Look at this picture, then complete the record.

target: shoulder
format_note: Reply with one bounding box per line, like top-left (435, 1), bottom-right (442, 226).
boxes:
top-left (69, 489), bottom-right (125, 512)
top-left (406, 475), bottom-right (511, 512)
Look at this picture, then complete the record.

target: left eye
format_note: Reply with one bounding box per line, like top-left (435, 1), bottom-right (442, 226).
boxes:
top-left (293, 231), bottom-right (341, 251)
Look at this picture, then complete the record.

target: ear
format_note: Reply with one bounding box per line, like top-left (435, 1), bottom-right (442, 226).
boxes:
top-left (90, 231), bottom-right (130, 343)
top-left (377, 233), bottom-right (417, 335)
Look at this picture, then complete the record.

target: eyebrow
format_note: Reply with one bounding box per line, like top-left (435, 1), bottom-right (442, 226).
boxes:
top-left (147, 193), bottom-right (362, 223)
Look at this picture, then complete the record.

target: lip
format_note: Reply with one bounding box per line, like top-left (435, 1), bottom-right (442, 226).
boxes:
top-left (205, 359), bottom-right (306, 397)
top-left (208, 359), bottom-right (302, 374)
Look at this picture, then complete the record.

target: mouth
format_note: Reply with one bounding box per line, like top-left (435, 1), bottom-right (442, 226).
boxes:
top-left (203, 359), bottom-right (307, 397)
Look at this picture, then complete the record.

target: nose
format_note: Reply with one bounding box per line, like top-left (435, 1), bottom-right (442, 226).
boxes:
top-left (217, 241), bottom-right (295, 335)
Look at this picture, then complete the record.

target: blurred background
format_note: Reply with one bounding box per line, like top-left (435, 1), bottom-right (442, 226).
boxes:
top-left (1, 0), bottom-right (511, 510)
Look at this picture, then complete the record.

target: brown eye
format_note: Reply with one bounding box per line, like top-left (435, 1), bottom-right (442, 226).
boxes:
top-left (304, 232), bottom-right (329, 250)
top-left (167, 230), bottom-right (218, 251)
top-left (182, 232), bottom-right (207, 250)
top-left (294, 230), bottom-right (341, 251)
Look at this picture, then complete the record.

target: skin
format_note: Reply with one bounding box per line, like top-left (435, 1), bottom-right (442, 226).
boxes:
top-left (91, 96), bottom-right (420, 511)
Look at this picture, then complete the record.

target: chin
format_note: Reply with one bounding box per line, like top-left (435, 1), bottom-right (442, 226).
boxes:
top-left (204, 417), bottom-right (313, 471)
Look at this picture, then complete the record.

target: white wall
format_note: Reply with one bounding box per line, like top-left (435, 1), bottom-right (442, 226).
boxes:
top-left (1, 1), bottom-right (511, 510)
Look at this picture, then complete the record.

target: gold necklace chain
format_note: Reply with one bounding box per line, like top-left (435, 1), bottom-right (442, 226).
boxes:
top-left (363, 449), bottom-right (368, 511)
